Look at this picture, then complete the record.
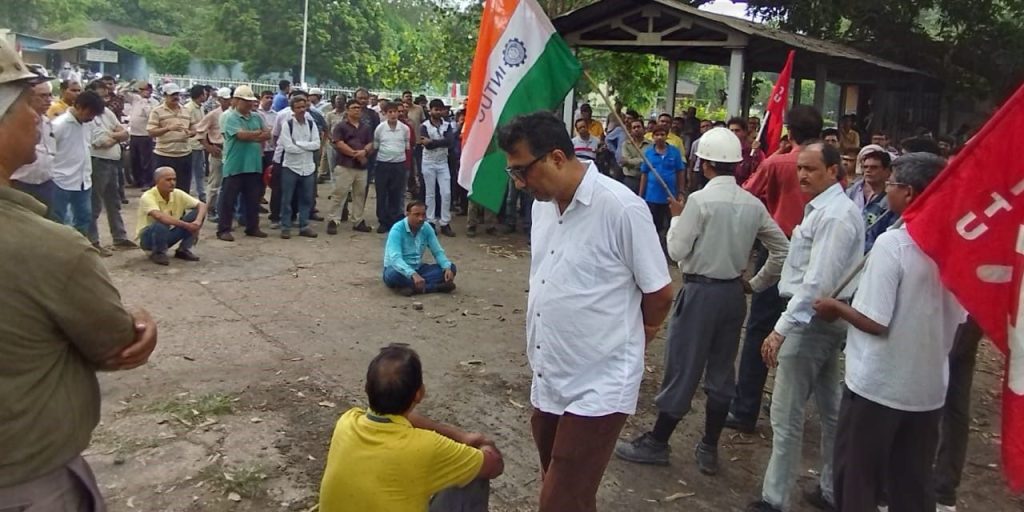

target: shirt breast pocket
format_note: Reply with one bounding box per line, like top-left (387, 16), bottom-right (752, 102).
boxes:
top-left (550, 246), bottom-right (601, 292)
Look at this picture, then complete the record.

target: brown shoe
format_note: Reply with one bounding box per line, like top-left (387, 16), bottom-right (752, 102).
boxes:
top-left (245, 230), bottom-right (269, 238)
top-left (174, 249), bottom-right (200, 262)
top-left (217, 232), bottom-right (235, 242)
top-left (91, 242), bottom-right (113, 257)
top-left (299, 228), bottom-right (318, 238)
top-left (150, 252), bottom-right (170, 265)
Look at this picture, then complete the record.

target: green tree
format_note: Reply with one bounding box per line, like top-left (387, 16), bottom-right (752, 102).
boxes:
top-left (574, 49), bottom-right (666, 114)
top-left (118, 35), bottom-right (189, 74)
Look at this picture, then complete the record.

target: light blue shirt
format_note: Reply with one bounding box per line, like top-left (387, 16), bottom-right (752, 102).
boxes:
top-left (384, 218), bottom-right (452, 278)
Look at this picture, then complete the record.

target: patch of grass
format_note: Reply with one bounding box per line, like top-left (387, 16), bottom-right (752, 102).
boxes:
top-left (147, 392), bottom-right (236, 424)
top-left (199, 463), bottom-right (269, 499)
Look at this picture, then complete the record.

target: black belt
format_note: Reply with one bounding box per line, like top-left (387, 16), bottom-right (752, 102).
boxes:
top-left (683, 274), bottom-right (740, 284)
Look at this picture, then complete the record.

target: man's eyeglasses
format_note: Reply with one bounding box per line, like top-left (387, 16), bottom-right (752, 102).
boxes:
top-left (884, 180), bottom-right (910, 188)
top-left (506, 151), bottom-right (550, 182)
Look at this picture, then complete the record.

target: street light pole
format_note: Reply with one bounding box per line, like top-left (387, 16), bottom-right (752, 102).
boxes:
top-left (300, 0), bottom-right (309, 86)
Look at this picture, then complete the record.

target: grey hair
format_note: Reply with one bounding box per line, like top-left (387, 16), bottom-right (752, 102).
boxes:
top-left (154, 166), bottom-right (176, 181)
top-left (892, 152), bottom-right (947, 194)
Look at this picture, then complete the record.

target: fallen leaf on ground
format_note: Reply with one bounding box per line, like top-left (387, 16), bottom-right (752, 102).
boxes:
top-left (228, 492), bottom-right (242, 502)
top-left (509, 399), bottom-right (525, 409)
top-left (318, 401), bottom-right (336, 408)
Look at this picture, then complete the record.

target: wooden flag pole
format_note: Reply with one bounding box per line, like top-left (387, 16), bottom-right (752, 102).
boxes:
top-left (829, 218), bottom-right (905, 297)
top-left (582, 70), bottom-right (677, 200)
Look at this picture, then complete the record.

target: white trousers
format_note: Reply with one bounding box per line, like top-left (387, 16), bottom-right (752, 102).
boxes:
top-left (422, 160), bottom-right (451, 225)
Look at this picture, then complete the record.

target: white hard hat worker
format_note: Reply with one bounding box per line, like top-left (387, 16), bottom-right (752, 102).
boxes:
top-left (0, 38), bottom-right (50, 175)
top-left (694, 126), bottom-right (744, 164)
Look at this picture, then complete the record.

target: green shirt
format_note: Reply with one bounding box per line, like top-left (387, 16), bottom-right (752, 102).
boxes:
top-left (221, 109), bottom-right (265, 176)
top-left (0, 187), bottom-right (134, 487)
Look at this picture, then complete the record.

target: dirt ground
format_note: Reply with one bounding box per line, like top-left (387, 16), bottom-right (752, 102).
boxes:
top-left (84, 184), bottom-right (1022, 511)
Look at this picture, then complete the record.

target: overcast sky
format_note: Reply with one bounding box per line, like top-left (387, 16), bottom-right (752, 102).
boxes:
top-left (698, 0), bottom-right (753, 19)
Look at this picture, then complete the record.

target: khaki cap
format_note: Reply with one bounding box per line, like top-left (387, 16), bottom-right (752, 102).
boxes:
top-left (233, 85), bottom-right (257, 101)
top-left (0, 39), bottom-right (41, 85)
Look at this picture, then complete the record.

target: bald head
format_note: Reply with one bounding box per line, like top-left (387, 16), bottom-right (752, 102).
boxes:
top-left (154, 167), bottom-right (176, 181)
top-left (365, 345), bottom-right (423, 415)
top-left (154, 167), bottom-right (177, 196)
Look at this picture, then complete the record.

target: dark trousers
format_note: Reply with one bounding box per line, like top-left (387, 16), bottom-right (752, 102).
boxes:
top-left (647, 201), bottom-right (669, 233)
top-left (11, 179), bottom-right (56, 221)
top-left (88, 157), bottom-right (129, 245)
top-left (129, 135), bottom-right (154, 187)
top-left (153, 154), bottom-right (193, 194)
top-left (140, 208), bottom-right (197, 254)
top-left (218, 172), bottom-right (263, 235)
top-left (428, 479), bottom-right (489, 512)
top-left (834, 386), bottom-right (941, 512)
top-left (730, 243), bottom-right (788, 426)
top-left (531, 409), bottom-right (627, 512)
top-left (375, 161), bottom-right (407, 229)
top-left (655, 280), bottom-right (747, 419)
top-left (934, 317), bottom-right (982, 506)
top-left (383, 263), bottom-right (457, 293)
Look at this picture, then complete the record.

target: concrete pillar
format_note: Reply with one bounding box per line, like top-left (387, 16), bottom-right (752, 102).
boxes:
top-left (813, 62), bottom-right (827, 112)
top-left (726, 48), bottom-right (744, 117)
top-left (562, 87), bottom-right (576, 134)
top-left (665, 59), bottom-right (678, 115)
top-left (742, 55), bottom-right (754, 118)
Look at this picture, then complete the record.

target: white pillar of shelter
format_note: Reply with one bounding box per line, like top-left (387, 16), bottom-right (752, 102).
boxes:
top-left (299, 0), bottom-right (309, 86)
top-left (562, 88), bottom-right (576, 134)
top-left (665, 59), bottom-right (678, 116)
top-left (813, 62), bottom-right (827, 113)
top-left (726, 48), bottom-right (744, 117)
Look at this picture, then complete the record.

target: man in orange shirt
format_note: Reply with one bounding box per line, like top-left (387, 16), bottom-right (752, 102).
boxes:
top-left (726, 105), bottom-right (823, 435)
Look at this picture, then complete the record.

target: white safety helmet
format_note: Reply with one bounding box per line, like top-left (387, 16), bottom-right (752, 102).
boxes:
top-left (694, 126), bottom-right (743, 164)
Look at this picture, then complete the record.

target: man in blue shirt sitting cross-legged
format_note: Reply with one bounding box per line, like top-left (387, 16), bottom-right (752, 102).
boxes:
top-left (383, 200), bottom-right (457, 296)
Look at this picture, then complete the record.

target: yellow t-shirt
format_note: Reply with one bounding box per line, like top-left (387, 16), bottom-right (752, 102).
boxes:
top-left (46, 99), bottom-right (69, 120)
top-left (576, 119), bottom-right (605, 139)
top-left (136, 187), bottom-right (200, 239)
top-left (644, 132), bottom-right (686, 156)
top-left (319, 408), bottom-right (484, 512)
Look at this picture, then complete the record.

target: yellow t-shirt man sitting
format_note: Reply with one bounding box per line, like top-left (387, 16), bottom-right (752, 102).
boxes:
top-left (318, 345), bottom-right (504, 512)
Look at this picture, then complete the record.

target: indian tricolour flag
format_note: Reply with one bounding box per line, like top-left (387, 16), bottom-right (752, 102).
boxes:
top-left (458, 0), bottom-right (581, 212)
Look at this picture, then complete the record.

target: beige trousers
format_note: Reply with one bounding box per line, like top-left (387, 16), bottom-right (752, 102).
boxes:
top-left (328, 165), bottom-right (367, 224)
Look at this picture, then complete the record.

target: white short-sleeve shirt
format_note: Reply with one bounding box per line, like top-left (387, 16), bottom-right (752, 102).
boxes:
top-left (844, 226), bottom-right (966, 411)
top-left (527, 162), bottom-right (672, 416)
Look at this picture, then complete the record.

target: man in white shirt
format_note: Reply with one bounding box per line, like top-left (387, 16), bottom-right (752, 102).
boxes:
top-left (813, 153), bottom-right (965, 512)
top-left (373, 101), bottom-right (411, 233)
top-left (419, 99), bottom-right (455, 237)
top-left (185, 85), bottom-right (209, 201)
top-left (615, 128), bottom-right (789, 475)
top-left (496, 111), bottom-right (675, 512)
top-left (197, 87), bottom-right (232, 220)
top-left (746, 142), bottom-right (865, 512)
top-left (571, 118), bottom-right (600, 161)
top-left (11, 81), bottom-right (58, 219)
top-left (87, 81), bottom-right (134, 253)
top-left (276, 95), bottom-right (320, 239)
top-left (51, 90), bottom-right (106, 239)
top-left (125, 81), bottom-right (159, 189)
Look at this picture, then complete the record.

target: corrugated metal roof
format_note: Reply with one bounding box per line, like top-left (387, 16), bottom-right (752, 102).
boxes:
top-left (554, 0), bottom-right (930, 79)
top-left (42, 37), bottom-right (106, 51)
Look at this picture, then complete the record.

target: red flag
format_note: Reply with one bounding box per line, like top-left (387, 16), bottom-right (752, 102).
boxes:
top-left (903, 82), bottom-right (1024, 492)
top-left (759, 50), bottom-right (795, 156)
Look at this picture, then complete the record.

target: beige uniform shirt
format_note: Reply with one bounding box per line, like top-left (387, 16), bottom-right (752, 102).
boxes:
top-left (147, 103), bottom-right (194, 158)
top-left (185, 100), bottom-right (205, 151)
top-left (0, 187), bottom-right (134, 487)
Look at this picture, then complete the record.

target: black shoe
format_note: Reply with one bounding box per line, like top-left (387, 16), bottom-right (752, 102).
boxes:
top-left (613, 432), bottom-right (670, 466)
top-left (310, 212), bottom-right (325, 221)
top-left (280, 230), bottom-right (291, 239)
top-left (150, 252), bottom-right (170, 265)
top-left (725, 413), bottom-right (756, 434)
top-left (485, 226), bottom-right (497, 235)
top-left (174, 249), bottom-right (200, 261)
top-left (436, 282), bottom-right (456, 293)
top-left (340, 208), bottom-right (349, 222)
top-left (121, 198), bottom-right (129, 205)
top-left (353, 221), bottom-right (371, 233)
top-left (246, 230), bottom-right (269, 238)
top-left (217, 232), bottom-right (235, 242)
top-left (258, 205), bottom-right (269, 214)
top-left (802, 486), bottom-right (836, 512)
top-left (746, 501), bottom-right (782, 512)
top-left (397, 287), bottom-right (416, 297)
top-left (466, 226), bottom-right (477, 237)
top-left (376, 224), bottom-right (388, 234)
top-left (694, 442), bottom-right (719, 475)
top-left (440, 224), bottom-right (455, 237)
top-left (501, 225), bottom-right (515, 234)
top-left (299, 228), bottom-right (318, 238)
top-left (327, 220), bottom-right (338, 235)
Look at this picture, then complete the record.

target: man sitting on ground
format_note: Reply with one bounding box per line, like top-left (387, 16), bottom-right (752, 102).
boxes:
top-left (383, 201), bottom-right (457, 296)
top-left (319, 344), bottom-right (504, 512)
top-left (137, 167), bottom-right (207, 265)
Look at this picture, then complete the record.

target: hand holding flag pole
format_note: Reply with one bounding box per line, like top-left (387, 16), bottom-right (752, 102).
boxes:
top-left (582, 70), bottom-right (679, 204)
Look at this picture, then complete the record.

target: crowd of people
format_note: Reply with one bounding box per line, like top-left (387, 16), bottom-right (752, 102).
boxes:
top-left (0, 36), bottom-right (989, 512)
